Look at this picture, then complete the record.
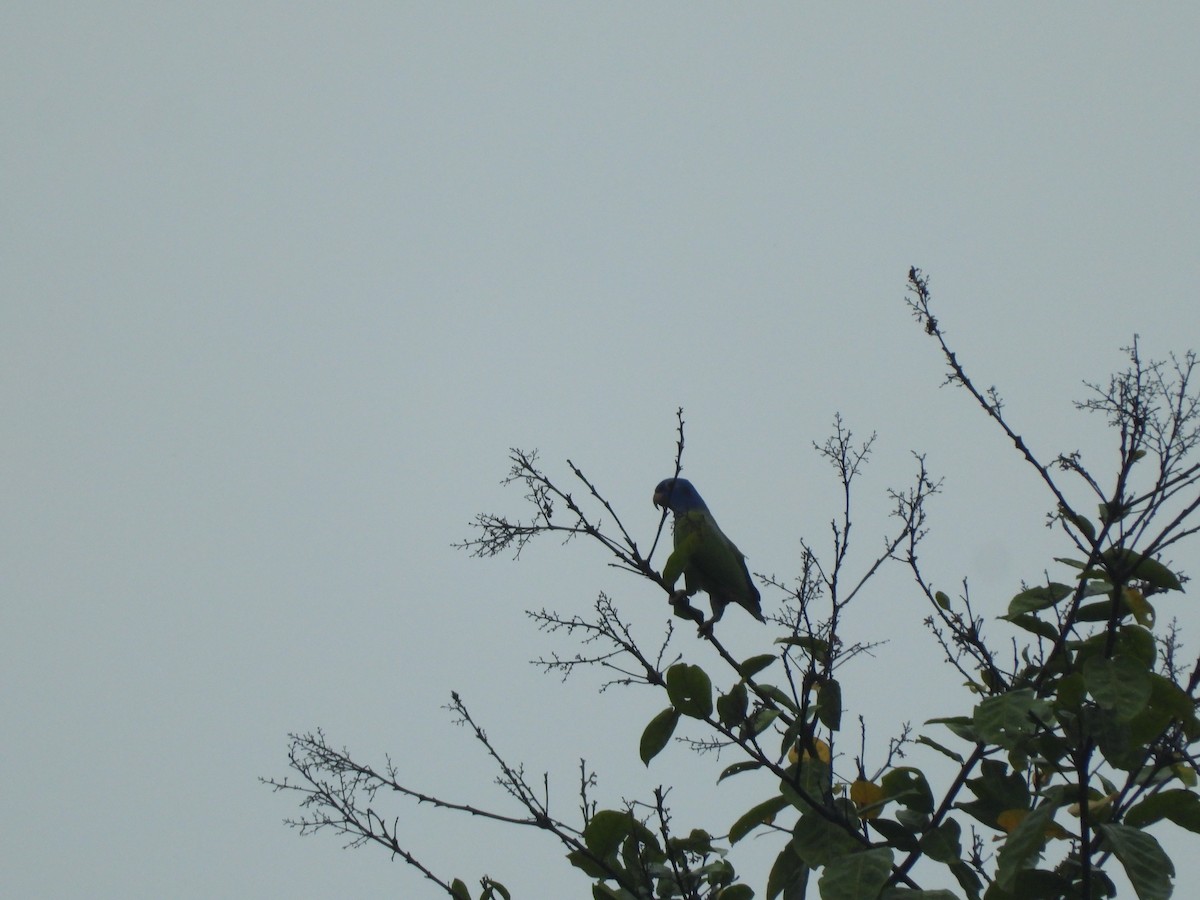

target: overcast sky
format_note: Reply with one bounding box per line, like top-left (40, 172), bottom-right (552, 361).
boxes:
top-left (5, 5), bottom-right (1200, 898)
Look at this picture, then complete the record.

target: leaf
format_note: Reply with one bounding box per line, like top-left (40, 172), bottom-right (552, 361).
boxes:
top-left (1102, 548), bottom-right (1183, 592)
top-left (718, 884), bottom-right (754, 900)
top-left (666, 663), bottom-right (714, 718)
top-left (718, 682), bottom-right (750, 726)
top-left (481, 880), bottom-right (511, 900)
top-left (569, 850), bottom-right (611, 879)
top-left (746, 708), bottom-right (780, 738)
top-left (729, 795), bottom-right (791, 844)
top-left (1004, 613), bottom-right (1059, 640)
top-left (1098, 823), bottom-right (1175, 900)
top-left (926, 715), bottom-right (979, 743)
top-left (1006, 583), bottom-right (1073, 617)
top-left (766, 843), bottom-right (809, 900)
top-left (850, 779), bottom-right (886, 819)
top-left (1083, 654), bottom-right (1153, 720)
top-left (739, 653), bottom-right (778, 678)
top-left (639, 708), bottom-right (679, 766)
top-left (972, 689), bottom-right (1052, 749)
top-left (585, 809), bottom-right (637, 858)
top-left (1055, 556), bottom-right (1088, 570)
top-left (916, 734), bottom-right (965, 764)
top-left (816, 847), bottom-right (893, 900)
top-left (790, 812), bottom-right (863, 868)
top-left (816, 678), bottom-right (842, 730)
top-left (959, 760), bottom-right (1031, 831)
top-left (919, 817), bottom-right (963, 864)
top-left (1059, 507), bottom-right (1097, 541)
top-left (995, 801), bottom-right (1061, 890)
top-left (450, 879), bottom-right (472, 900)
top-left (718, 760), bottom-right (765, 783)
top-left (1077, 594), bottom-right (1134, 622)
top-left (1118, 624), bottom-right (1157, 667)
top-left (868, 818), bottom-right (920, 851)
top-left (1126, 789), bottom-right (1200, 832)
top-left (880, 768), bottom-right (934, 815)
top-left (934, 590), bottom-right (951, 609)
top-left (1124, 587), bottom-right (1156, 627)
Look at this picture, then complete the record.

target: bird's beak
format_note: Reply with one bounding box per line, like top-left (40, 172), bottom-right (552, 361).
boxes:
top-left (653, 490), bottom-right (666, 509)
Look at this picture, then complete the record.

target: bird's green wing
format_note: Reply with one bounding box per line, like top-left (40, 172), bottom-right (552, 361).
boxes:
top-left (668, 511), bottom-right (759, 611)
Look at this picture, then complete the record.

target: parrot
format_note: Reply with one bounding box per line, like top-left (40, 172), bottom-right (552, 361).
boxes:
top-left (652, 477), bottom-right (764, 628)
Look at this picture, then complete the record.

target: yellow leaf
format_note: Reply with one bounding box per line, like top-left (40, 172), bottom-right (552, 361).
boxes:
top-left (850, 779), bottom-right (886, 819)
top-left (788, 738), bottom-right (831, 765)
top-left (996, 808), bottom-right (1070, 840)
top-left (1173, 762), bottom-right (1198, 787)
top-left (1124, 587), bottom-right (1155, 628)
top-left (1067, 793), bottom-right (1117, 817)
top-left (996, 809), bottom-right (1026, 833)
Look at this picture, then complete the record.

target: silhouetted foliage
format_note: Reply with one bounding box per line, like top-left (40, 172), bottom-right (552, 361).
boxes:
top-left (265, 269), bottom-right (1200, 899)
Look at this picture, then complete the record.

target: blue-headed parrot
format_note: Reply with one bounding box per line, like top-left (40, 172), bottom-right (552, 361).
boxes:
top-left (653, 477), bottom-right (764, 628)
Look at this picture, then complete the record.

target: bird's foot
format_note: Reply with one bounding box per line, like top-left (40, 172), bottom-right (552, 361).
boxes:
top-left (669, 590), bottom-right (705, 626)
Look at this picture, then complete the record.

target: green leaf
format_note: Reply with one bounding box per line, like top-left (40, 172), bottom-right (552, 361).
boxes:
top-left (816, 678), bottom-right (843, 730)
top-left (1119, 624), bottom-right (1157, 667)
top-left (729, 795), bottom-right (791, 844)
top-left (481, 880), bottom-right (511, 900)
top-left (450, 878), bottom-right (472, 900)
top-left (926, 715), bottom-right (979, 743)
top-left (1102, 548), bottom-right (1183, 592)
top-left (817, 847), bottom-right (893, 900)
top-left (718, 682), bottom-right (750, 726)
top-left (780, 758), bottom-right (831, 812)
top-left (916, 735), bottom-right (964, 764)
top-left (639, 708), bottom-right (679, 766)
top-left (919, 818), bottom-right (963, 864)
top-left (766, 843), bottom-right (809, 900)
top-left (739, 653), bottom-right (778, 678)
top-left (1076, 594), bottom-right (1133, 622)
top-left (1098, 823), bottom-right (1175, 900)
top-left (790, 812), bottom-right (863, 868)
top-left (1054, 556), bottom-right (1088, 570)
top-left (585, 809), bottom-right (637, 858)
top-left (591, 884), bottom-right (626, 900)
top-left (718, 885), bottom-right (755, 900)
top-left (934, 590), bottom-right (952, 609)
top-left (746, 708), bottom-right (780, 738)
top-left (881, 768), bottom-right (935, 815)
top-left (718, 760), bottom-right (765, 783)
top-left (666, 663), bottom-right (714, 718)
top-left (1084, 654), bottom-right (1153, 720)
top-left (959, 760), bottom-right (1030, 831)
top-left (1006, 583), bottom-right (1073, 617)
top-left (995, 801), bottom-right (1060, 891)
top-left (757, 683), bottom-right (800, 712)
top-left (1126, 789), bottom-right (1200, 832)
top-left (868, 818), bottom-right (920, 852)
top-left (973, 689), bottom-right (1052, 749)
top-left (1060, 507), bottom-right (1097, 541)
top-left (1004, 613), bottom-right (1059, 640)
top-left (569, 850), bottom-right (611, 879)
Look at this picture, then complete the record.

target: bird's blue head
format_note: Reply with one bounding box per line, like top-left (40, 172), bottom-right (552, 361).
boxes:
top-left (652, 478), bottom-right (709, 514)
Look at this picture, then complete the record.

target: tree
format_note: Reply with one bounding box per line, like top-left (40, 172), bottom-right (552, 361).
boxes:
top-left (264, 269), bottom-right (1200, 899)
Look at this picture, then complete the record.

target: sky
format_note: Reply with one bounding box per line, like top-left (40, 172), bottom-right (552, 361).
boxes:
top-left (4, 4), bottom-right (1200, 898)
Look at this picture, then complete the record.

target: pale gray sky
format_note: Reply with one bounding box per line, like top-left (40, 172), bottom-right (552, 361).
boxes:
top-left (4, 5), bottom-right (1199, 898)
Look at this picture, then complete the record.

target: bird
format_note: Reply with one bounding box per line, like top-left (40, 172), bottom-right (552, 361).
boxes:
top-left (652, 477), bottom-right (764, 629)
